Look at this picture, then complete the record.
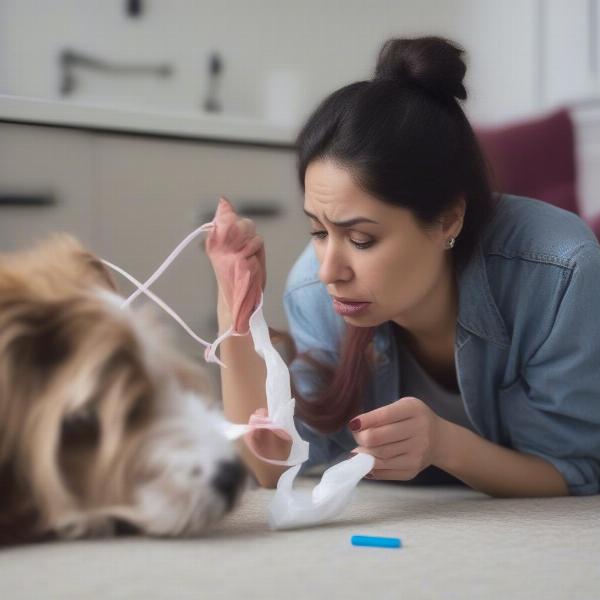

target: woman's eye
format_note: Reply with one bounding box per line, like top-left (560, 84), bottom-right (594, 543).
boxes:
top-left (310, 230), bottom-right (374, 250)
top-left (350, 238), bottom-right (375, 250)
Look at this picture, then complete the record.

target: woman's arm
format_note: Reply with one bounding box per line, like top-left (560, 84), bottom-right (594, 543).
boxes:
top-left (351, 397), bottom-right (570, 497)
top-left (217, 291), bottom-right (289, 488)
top-left (436, 420), bottom-right (569, 497)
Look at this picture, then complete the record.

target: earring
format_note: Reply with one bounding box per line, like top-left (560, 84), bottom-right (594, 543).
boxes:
top-left (446, 236), bottom-right (456, 249)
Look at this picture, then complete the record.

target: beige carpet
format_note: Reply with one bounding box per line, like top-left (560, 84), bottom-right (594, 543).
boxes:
top-left (1, 479), bottom-right (598, 600)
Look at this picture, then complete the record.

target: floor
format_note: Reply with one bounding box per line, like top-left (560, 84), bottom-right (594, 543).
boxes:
top-left (1, 478), bottom-right (598, 600)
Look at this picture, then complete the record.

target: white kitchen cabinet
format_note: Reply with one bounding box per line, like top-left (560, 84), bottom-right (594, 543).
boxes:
top-left (0, 122), bottom-right (308, 368)
top-left (0, 123), bottom-right (94, 249)
top-left (92, 133), bottom-right (307, 357)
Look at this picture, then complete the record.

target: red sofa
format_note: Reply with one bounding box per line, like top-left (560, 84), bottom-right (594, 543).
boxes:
top-left (476, 108), bottom-right (600, 241)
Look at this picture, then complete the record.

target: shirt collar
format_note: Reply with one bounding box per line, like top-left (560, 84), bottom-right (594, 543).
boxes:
top-left (456, 240), bottom-right (509, 347)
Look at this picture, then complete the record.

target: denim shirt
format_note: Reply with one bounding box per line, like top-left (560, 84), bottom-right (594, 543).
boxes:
top-left (283, 194), bottom-right (600, 496)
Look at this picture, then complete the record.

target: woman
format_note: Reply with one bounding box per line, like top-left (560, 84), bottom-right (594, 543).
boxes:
top-left (212, 37), bottom-right (600, 497)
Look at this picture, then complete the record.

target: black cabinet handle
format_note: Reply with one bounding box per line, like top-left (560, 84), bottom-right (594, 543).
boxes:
top-left (0, 194), bottom-right (56, 206)
top-left (237, 201), bottom-right (282, 218)
top-left (199, 200), bottom-right (283, 224)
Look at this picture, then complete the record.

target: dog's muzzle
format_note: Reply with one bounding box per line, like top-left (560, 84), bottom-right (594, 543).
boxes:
top-left (211, 459), bottom-right (247, 511)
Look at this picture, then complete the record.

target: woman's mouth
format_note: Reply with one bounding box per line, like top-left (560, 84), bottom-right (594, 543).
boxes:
top-left (332, 297), bottom-right (371, 316)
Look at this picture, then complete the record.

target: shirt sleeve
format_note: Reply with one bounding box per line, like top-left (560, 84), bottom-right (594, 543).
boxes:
top-left (283, 278), bottom-right (349, 472)
top-left (503, 241), bottom-right (600, 495)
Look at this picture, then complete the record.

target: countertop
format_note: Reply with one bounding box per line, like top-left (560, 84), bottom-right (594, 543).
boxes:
top-left (0, 94), bottom-right (297, 148)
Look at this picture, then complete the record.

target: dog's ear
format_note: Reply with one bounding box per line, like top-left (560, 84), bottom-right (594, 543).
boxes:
top-left (0, 233), bottom-right (118, 294)
top-left (0, 296), bottom-right (73, 381)
top-left (0, 298), bottom-right (75, 458)
top-left (78, 249), bottom-right (117, 293)
top-left (40, 233), bottom-right (118, 292)
top-left (90, 258), bottom-right (117, 291)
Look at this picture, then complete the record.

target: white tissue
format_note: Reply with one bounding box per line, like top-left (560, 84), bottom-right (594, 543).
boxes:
top-left (267, 452), bottom-right (375, 530)
top-left (246, 299), bottom-right (374, 530)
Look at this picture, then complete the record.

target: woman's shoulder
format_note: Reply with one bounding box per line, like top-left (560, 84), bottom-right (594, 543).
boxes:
top-left (472, 194), bottom-right (600, 349)
top-left (482, 194), bottom-right (598, 264)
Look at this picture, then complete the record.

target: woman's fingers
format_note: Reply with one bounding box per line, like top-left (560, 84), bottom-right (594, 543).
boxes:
top-left (354, 438), bottom-right (414, 460)
top-left (257, 245), bottom-right (267, 288)
top-left (368, 469), bottom-right (417, 481)
top-left (351, 397), bottom-right (420, 432)
top-left (242, 234), bottom-right (264, 259)
top-left (220, 216), bottom-right (255, 250)
top-left (237, 217), bottom-right (256, 237)
top-left (207, 200), bottom-right (267, 291)
top-left (352, 419), bottom-right (416, 448)
top-left (245, 427), bottom-right (292, 461)
top-left (211, 199), bottom-right (259, 253)
top-left (354, 442), bottom-right (419, 472)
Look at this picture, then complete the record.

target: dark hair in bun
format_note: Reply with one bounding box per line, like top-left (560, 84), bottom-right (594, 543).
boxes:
top-left (374, 36), bottom-right (467, 102)
top-left (293, 36), bottom-right (496, 433)
top-left (297, 35), bottom-right (492, 267)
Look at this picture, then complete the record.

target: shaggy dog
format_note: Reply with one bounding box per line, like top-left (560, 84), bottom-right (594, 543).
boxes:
top-left (0, 234), bottom-right (245, 545)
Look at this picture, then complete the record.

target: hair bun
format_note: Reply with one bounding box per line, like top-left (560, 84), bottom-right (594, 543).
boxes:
top-left (374, 36), bottom-right (467, 101)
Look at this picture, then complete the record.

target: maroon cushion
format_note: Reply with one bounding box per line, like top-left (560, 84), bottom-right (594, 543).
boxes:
top-left (476, 108), bottom-right (579, 215)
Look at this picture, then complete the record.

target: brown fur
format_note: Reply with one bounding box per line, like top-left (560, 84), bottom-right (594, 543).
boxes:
top-left (0, 234), bottom-right (239, 545)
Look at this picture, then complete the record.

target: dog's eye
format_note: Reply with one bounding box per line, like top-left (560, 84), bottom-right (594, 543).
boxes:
top-left (60, 406), bottom-right (100, 448)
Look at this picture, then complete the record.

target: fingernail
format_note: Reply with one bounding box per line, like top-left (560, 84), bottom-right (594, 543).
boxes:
top-left (365, 473), bottom-right (375, 480)
top-left (349, 418), bottom-right (361, 432)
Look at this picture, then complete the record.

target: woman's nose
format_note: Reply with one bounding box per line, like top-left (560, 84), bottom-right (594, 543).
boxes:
top-left (318, 244), bottom-right (352, 284)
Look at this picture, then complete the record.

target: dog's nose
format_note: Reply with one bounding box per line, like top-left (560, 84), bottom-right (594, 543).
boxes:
top-left (211, 459), bottom-right (246, 510)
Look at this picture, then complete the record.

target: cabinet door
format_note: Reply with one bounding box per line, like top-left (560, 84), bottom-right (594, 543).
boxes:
top-left (0, 123), bottom-right (93, 250)
top-left (92, 133), bottom-right (307, 360)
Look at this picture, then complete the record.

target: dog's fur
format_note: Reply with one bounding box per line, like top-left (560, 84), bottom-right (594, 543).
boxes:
top-left (0, 234), bottom-right (245, 545)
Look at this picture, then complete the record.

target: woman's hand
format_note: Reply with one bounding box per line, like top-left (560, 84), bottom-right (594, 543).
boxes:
top-left (244, 408), bottom-right (292, 462)
top-left (205, 197), bottom-right (266, 322)
top-left (349, 396), bottom-right (447, 480)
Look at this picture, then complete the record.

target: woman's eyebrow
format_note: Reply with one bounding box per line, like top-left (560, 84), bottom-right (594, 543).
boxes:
top-left (303, 208), bottom-right (379, 227)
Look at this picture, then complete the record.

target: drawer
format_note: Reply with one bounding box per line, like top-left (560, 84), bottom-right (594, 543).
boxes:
top-left (0, 123), bottom-right (93, 250)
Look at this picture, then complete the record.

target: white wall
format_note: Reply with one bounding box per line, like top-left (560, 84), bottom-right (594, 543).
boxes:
top-left (450, 0), bottom-right (540, 124)
top-left (0, 0), bottom-right (539, 126)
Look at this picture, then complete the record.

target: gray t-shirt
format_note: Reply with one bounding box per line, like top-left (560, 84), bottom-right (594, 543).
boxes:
top-left (399, 343), bottom-right (476, 433)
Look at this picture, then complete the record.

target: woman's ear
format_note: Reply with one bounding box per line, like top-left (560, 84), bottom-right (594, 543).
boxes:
top-left (441, 195), bottom-right (466, 237)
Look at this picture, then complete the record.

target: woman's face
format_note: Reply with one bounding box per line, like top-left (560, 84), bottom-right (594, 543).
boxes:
top-left (304, 159), bottom-right (460, 329)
